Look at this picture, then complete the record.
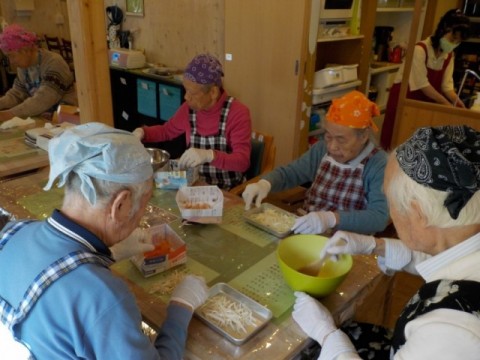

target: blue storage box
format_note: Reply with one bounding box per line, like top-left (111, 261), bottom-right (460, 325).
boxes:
top-left (137, 79), bottom-right (157, 118)
top-left (159, 84), bottom-right (182, 121)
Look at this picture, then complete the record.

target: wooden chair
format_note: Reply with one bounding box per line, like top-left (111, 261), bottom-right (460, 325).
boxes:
top-left (61, 39), bottom-right (73, 63)
top-left (61, 38), bottom-right (75, 77)
top-left (62, 38), bottom-right (73, 62)
top-left (229, 130), bottom-right (276, 196)
top-left (43, 35), bottom-right (63, 56)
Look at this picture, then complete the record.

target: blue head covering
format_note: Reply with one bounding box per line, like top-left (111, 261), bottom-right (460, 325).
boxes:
top-left (44, 122), bottom-right (153, 205)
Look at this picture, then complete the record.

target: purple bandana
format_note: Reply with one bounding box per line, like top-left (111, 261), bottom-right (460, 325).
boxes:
top-left (184, 54), bottom-right (223, 86)
top-left (0, 24), bottom-right (38, 52)
top-left (396, 125), bottom-right (480, 219)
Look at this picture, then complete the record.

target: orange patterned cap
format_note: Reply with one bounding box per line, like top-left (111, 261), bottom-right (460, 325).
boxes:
top-left (326, 90), bottom-right (380, 132)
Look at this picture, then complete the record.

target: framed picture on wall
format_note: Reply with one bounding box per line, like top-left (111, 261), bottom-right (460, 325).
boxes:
top-left (126, 0), bottom-right (144, 16)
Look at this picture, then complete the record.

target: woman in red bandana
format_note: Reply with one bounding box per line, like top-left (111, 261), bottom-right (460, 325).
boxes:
top-left (0, 24), bottom-right (77, 122)
top-left (380, 9), bottom-right (471, 150)
top-left (243, 90), bottom-right (389, 235)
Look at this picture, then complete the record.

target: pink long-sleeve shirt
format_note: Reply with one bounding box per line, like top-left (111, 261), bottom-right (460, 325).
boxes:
top-left (142, 91), bottom-right (252, 172)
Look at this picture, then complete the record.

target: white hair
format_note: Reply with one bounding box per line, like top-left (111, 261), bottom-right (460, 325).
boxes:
top-left (385, 153), bottom-right (480, 227)
top-left (64, 173), bottom-right (151, 216)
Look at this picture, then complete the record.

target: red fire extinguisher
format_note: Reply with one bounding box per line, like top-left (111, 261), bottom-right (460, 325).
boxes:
top-left (389, 46), bottom-right (405, 64)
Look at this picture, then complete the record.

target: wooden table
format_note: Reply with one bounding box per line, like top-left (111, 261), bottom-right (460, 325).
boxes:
top-left (0, 169), bottom-right (386, 359)
top-left (0, 119), bottom-right (49, 178)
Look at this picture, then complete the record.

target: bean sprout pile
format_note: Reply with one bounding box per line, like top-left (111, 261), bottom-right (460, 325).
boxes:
top-left (249, 208), bottom-right (295, 233)
top-left (199, 294), bottom-right (257, 334)
top-left (149, 269), bottom-right (188, 295)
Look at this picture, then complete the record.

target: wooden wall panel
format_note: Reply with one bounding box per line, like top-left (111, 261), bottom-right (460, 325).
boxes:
top-left (393, 100), bottom-right (480, 147)
top-left (104, 0), bottom-right (224, 69)
top-left (0, 0), bottom-right (71, 40)
top-left (67, 0), bottom-right (113, 125)
top-left (224, 0), bottom-right (308, 166)
top-left (0, 0), bottom-right (222, 69)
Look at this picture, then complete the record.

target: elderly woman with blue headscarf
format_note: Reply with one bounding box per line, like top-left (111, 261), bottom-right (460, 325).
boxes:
top-left (0, 123), bottom-right (208, 359)
top-left (291, 125), bottom-right (480, 359)
top-left (133, 54), bottom-right (252, 190)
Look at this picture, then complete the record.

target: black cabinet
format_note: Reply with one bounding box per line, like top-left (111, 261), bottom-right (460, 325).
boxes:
top-left (110, 67), bottom-right (187, 158)
top-left (110, 68), bottom-right (138, 132)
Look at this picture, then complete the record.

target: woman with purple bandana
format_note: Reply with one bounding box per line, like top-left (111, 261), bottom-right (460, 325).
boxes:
top-left (133, 54), bottom-right (252, 190)
top-left (292, 125), bottom-right (480, 359)
top-left (0, 24), bottom-right (77, 122)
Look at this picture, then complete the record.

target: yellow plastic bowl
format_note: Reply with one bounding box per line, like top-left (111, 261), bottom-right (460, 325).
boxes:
top-left (276, 234), bottom-right (353, 297)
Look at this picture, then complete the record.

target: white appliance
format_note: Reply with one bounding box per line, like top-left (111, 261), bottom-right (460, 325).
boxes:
top-left (109, 48), bottom-right (146, 69)
top-left (319, 0), bottom-right (354, 20)
top-left (312, 80), bottom-right (361, 105)
top-left (314, 64), bottom-right (358, 88)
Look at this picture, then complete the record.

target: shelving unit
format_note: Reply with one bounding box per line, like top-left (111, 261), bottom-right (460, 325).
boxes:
top-left (310, 32), bottom-right (365, 144)
top-left (366, 3), bottom-right (427, 113)
top-left (223, 0), bottom-right (434, 162)
top-left (453, 15), bottom-right (480, 107)
top-left (310, 2), bottom-right (426, 144)
top-left (317, 34), bottom-right (364, 43)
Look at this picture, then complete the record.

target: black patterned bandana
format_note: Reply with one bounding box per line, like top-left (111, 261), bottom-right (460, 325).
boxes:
top-left (396, 125), bottom-right (480, 219)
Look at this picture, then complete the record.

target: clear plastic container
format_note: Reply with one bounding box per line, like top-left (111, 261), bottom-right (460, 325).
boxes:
top-left (342, 64), bottom-right (358, 83)
top-left (314, 67), bottom-right (344, 88)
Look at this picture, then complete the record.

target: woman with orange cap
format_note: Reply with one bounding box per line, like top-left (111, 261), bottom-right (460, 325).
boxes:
top-left (243, 90), bottom-right (389, 235)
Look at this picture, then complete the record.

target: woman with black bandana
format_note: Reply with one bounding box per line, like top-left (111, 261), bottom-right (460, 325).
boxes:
top-left (381, 9), bottom-right (471, 150)
top-left (291, 125), bottom-right (480, 359)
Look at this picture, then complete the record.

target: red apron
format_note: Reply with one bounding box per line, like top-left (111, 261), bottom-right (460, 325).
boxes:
top-left (380, 42), bottom-right (452, 149)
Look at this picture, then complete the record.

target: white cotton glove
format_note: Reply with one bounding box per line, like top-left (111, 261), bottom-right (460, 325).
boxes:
top-left (292, 291), bottom-right (337, 346)
top-left (109, 228), bottom-right (155, 261)
top-left (242, 179), bottom-right (271, 210)
top-left (132, 127), bottom-right (144, 140)
top-left (293, 292), bottom-right (358, 359)
top-left (291, 211), bottom-right (336, 234)
top-left (178, 148), bottom-right (214, 168)
top-left (0, 117), bottom-right (35, 130)
top-left (170, 275), bottom-right (208, 311)
top-left (324, 230), bottom-right (376, 256)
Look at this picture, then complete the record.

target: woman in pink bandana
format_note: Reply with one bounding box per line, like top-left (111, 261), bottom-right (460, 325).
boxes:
top-left (0, 24), bottom-right (77, 122)
top-left (243, 91), bottom-right (389, 235)
top-left (133, 54), bottom-right (252, 190)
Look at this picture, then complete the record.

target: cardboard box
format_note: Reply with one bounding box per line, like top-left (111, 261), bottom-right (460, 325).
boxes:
top-left (154, 159), bottom-right (199, 190)
top-left (55, 105), bottom-right (80, 125)
top-left (176, 186), bottom-right (223, 224)
top-left (131, 224), bottom-right (187, 277)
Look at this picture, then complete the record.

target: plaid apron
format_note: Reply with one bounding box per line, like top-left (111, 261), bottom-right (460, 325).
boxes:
top-left (189, 96), bottom-right (244, 189)
top-left (303, 147), bottom-right (379, 212)
top-left (0, 220), bottom-right (112, 359)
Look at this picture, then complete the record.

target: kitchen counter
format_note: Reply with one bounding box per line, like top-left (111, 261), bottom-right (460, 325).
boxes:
top-left (0, 119), bottom-right (49, 179)
top-left (110, 65), bottom-right (183, 85)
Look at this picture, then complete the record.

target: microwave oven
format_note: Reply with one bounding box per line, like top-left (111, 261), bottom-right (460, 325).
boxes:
top-left (319, 0), bottom-right (354, 20)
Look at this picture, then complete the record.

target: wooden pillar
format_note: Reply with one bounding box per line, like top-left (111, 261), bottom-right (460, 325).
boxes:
top-left (392, 0), bottom-right (423, 147)
top-left (66, 0), bottom-right (113, 126)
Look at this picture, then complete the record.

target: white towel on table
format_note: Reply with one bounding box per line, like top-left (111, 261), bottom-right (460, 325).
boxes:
top-left (0, 117), bottom-right (35, 130)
